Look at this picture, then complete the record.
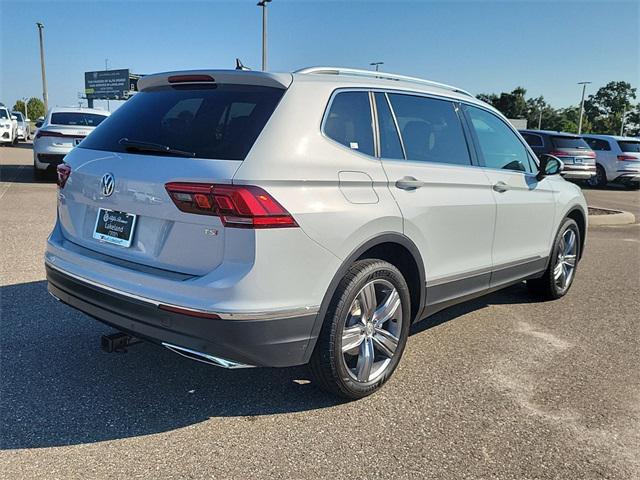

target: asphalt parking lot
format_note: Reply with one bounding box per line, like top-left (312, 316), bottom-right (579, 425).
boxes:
top-left (1, 144), bottom-right (638, 479)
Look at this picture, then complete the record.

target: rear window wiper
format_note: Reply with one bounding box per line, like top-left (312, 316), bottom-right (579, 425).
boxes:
top-left (118, 138), bottom-right (196, 157)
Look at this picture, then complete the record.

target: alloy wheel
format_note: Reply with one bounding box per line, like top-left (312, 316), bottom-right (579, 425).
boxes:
top-left (340, 279), bottom-right (403, 383)
top-left (554, 228), bottom-right (577, 291)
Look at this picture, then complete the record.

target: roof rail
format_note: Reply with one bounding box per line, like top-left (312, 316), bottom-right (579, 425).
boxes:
top-left (294, 66), bottom-right (472, 96)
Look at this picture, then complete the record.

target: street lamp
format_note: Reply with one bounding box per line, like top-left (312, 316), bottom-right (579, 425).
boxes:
top-left (577, 81), bottom-right (591, 134)
top-left (22, 97), bottom-right (28, 121)
top-left (36, 22), bottom-right (48, 113)
top-left (370, 62), bottom-right (384, 72)
top-left (257, 0), bottom-right (272, 71)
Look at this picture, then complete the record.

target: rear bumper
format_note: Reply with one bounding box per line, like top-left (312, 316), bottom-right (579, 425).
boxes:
top-left (46, 263), bottom-right (319, 368)
top-left (613, 170), bottom-right (640, 183)
top-left (561, 164), bottom-right (596, 180)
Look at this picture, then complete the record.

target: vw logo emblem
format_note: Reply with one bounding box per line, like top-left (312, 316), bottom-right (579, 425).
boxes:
top-left (100, 173), bottom-right (115, 197)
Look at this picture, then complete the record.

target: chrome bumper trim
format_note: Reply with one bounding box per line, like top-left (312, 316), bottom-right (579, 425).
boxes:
top-left (162, 342), bottom-right (254, 369)
top-left (45, 260), bottom-right (319, 321)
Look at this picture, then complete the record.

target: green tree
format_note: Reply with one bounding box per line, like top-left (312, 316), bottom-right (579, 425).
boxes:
top-left (25, 97), bottom-right (45, 121)
top-left (13, 100), bottom-right (27, 116)
top-left (477, 87), bottom-right (528, 119)
top-left (584, 81), bottom-right (637, 134)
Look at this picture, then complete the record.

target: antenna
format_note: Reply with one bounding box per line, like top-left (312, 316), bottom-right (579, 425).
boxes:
top-left (235, 58), bottom-right (251, 71)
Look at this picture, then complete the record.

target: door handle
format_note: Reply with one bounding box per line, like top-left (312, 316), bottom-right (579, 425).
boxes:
top-left (396, 176), bottom-right (425, 190)
top-left (492, 181), bottom-right (510, 193)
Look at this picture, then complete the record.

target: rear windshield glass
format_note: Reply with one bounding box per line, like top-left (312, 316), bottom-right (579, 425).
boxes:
top-left (551, 136), bottom-right (590, 149)
top-left (80, 84), bottom-right (285, 160)
top-left (51, 112), bottom-right (108, 127)
top-left (618, 141), bottom-right (640, 153)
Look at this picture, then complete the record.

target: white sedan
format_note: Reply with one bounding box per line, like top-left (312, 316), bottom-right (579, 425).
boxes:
top-left (33, 107), bottom-right (109, 179)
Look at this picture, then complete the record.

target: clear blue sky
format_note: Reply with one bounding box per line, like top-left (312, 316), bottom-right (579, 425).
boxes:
top-left (1, 0), bottom-right (638, 113)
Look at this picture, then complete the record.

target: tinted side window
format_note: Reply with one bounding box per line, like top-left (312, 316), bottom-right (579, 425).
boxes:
top-left (388, 94), bottom-right (471, 165)
top-left (465, 106), bottom-right (533, 173)
top-left (584, 137), bottom-right (611, 151)
top-left (521, 133), bottom-right (543, 148)
top-left (374, 93), bottom-right (404, 159)
top-left (324, 91), bottom-right (374, 156)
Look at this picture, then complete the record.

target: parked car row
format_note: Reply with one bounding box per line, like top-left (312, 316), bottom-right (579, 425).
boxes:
top-left (519, 129), bottom-right (640, 190)
top-left (32, 106), bottom-right (109, 179)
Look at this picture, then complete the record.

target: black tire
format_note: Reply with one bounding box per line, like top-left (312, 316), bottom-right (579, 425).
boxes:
top-left (309, 259), bottom-right (411, 399)
top-left (527, 218), bottom-right (580, 300)
top-left (625, 182), bottom-right (640, 191)
top-left (587, 164), bottom-right (607, 188)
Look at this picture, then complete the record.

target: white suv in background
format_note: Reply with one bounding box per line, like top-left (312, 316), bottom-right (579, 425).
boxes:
top-left (33, 107), bottom-right (109, 179)
top-left (583, 134), bottom-right (640, 189)
top-left (0, 103), bottom-right (17, 145)
top-left (45, 68), bottom-right (587, 399)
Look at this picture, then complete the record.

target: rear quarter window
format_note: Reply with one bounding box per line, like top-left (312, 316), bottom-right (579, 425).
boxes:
top-left (323, 91), bottom-right (375, 156)
top-left (79, 84), bottom-right (284, 160)
top-left (618, 140), bottom-right (640, 153)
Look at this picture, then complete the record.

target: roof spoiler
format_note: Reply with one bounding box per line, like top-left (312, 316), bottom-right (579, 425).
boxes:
top-left (137, 70), bottom-right (293, 91)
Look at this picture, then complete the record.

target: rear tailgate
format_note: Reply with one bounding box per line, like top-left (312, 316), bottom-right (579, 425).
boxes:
top-left (57, 72), bottom-right (290, 275)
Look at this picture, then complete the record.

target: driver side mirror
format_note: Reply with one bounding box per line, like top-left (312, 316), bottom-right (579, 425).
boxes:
top-left (537, 154), bottom-right (564, 181)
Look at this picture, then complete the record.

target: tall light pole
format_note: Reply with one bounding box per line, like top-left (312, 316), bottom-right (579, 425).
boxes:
top-left (22, 97), bottom-right (28, 120)
top-left (36, 22), bottom-right (48, 113)
top-left (257, 0), bottom-right (272, 71)
top-left (370, 62), bottom-right (384, 72)
top-left (577, 81), bottom-right (591, 134)
top-left (620, 108), bottom-right (627, 136)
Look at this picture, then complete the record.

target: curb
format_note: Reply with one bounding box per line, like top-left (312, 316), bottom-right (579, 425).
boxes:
top-left (588, 207), bottom-right (636, 226)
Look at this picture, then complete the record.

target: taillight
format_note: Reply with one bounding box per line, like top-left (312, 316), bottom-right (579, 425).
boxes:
top-left (584, 150), bottom-right (596, 158)
top-left (168, 74), bottom-right (215, 83)
top-left (618, 155), bottom-right (638, 161)
top-left (56, 164), bottom-right (71, 188)
top-left (35, 130), bottom-right (65, 139)
top-left (549, 150), bottom-right (571, 157)
top-left (165, 183), bottom-right (298, 229)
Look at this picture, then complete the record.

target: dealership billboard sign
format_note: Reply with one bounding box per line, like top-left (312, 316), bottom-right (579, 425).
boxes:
top-left (84, 69), bottom-right (133, 100)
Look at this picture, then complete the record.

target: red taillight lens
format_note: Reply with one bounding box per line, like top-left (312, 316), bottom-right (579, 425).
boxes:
top-left (618, 155), bottom-right (638, 161)
top-left (584, 150), bottom-right (596, 158)
top-left (168, 74), bottom-right (215, 83)
top-left (165, 183), bottom-right (298, 229)
top-left (56, 164), bottom-right (71, 188)
top-left (548, 150), bottom-right (570, 157)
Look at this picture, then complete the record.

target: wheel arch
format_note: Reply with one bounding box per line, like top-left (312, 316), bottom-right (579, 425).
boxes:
top-left (566, 206), bottom-right (587, 260)
top-left (303, 233), bottom-right (426, 362)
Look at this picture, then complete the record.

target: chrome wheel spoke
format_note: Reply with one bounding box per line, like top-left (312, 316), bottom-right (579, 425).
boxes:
top-left (373, 289), bottom-right (400, 327)
top-left (356, 338), bottom-right (374, 382)
top-left (564, 230), bottom-right (576, 256)
top-left (553, 261), bottom-right (564, 281)
top-left (564, 254), bottom-right (577, 267)
top-left (358, 283), bottom-right (377, 320)
top-left (373, 327), bottom-right (399, 358)
top-left (342, 325), bottom-right (364, 353)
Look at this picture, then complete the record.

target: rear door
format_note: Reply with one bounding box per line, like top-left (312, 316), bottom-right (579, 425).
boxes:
top-left (377, 92), bottom-right (496, 308)
top-left (462, 105), bottom-right (556, 285)
top-left (58, 82), bottom-right (285, 275)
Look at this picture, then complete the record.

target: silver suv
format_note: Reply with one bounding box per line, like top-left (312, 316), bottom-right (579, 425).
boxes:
top-left (46, 67), bottom-right (588, 398)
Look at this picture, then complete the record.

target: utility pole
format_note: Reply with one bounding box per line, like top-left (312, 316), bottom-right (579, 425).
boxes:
top-left (577, 81), bottom-right (591, 134)
top-left (620, 108), bottom-right (627, 136)
top-left (257, 0), bottom-right (272, 71)
top-left (370, 62), bottom-right (384, 72)
top-left (22, 97), bottom-right (28, 120)
top-left (105, 58), bottom-right (110, 111)
top-left (538, 109), bottom-right (542, 129)
top-left (36, 22), bottom-right (48, 113)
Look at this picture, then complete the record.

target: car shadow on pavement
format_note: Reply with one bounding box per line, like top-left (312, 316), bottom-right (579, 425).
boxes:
top-left (0, 280), bottom-right (343, 450)
top-left (410, 282), bottom-right (537, 335)
top-left (1, 279), bottom-right (536, 450)
top-left (0, 164), bottom-right (56, 184)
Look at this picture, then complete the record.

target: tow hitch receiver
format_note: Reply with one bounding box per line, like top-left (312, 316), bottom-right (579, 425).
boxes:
top-left (101, 332), bottom-right (141, 353)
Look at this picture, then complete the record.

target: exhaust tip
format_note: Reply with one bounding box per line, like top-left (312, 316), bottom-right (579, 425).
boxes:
top-left (162, 342), bottom-right (253, 369)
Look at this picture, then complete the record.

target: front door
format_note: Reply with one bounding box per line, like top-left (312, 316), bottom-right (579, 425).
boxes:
top-left (462, 104), bottom-right (556, 286)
